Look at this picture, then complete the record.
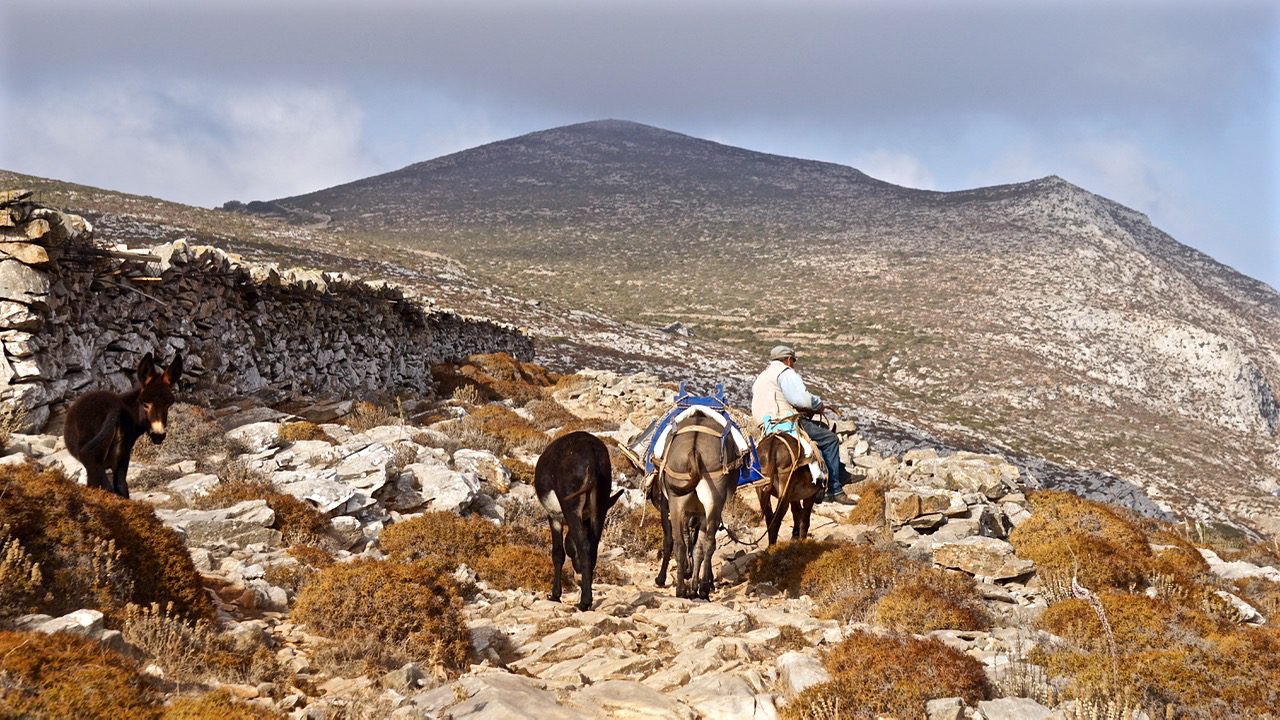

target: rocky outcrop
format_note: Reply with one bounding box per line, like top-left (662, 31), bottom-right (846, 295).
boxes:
top-left (0, 191), bottom-right (532, 430)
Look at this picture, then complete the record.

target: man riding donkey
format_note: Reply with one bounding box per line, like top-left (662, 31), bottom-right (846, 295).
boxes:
top-left (751, 345), bottom-right (854, 504)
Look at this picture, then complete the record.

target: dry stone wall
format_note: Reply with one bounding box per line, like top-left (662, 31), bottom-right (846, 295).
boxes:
top-left (0, 191), bottom-right (532, 429)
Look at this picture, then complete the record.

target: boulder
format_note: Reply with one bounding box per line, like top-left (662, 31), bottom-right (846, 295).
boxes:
top-left (776, 651), bottom-right (830, 695)
top-left (977, 697), bottom-right (1052, 720)
top-left (156, 500), bottom-right (280, 548)
top-left (932, 537), bottom-right (1035, 581)
top-left (403, 461), bottom-right (481, 514)
top-left (574, 680), bottom-right (696, 720)
top-left (673, 673), bottom-right (777, 720)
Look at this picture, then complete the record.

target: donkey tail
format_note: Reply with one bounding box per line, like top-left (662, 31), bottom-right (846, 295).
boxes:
top-left (78, 412), bottom-right (119, 455)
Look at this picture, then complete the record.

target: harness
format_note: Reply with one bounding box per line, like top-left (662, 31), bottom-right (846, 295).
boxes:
top-left (631, 381), bottom-right (764, 494)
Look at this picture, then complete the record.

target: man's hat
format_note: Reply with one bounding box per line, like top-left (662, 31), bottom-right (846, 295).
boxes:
top-left (769, 345), bottom-right (796, 361)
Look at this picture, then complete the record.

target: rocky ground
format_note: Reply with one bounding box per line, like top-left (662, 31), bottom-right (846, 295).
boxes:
top-left (3, 368), bottom-right (1277, 719)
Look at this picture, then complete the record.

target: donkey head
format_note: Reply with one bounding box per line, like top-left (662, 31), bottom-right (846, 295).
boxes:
top-left (135, 351), bottom-right (183, 444)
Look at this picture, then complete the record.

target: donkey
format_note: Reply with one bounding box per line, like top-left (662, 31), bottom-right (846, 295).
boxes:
top-left (535, 431), bottom-right (624, 611)
top-left (64, 351), bottom-right (183, 499)
top-left (756, 433), bottom-right (820, 545)
top-left (657, 413), bottom-right (743, 599)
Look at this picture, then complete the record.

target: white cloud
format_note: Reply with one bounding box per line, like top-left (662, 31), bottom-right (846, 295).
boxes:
top-left (0, 79), bottom-right (376, 206)
top-left (853, 149), bottom-right (937, 190)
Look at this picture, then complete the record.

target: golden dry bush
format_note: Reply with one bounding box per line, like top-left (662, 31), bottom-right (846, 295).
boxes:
top-left (473, 543), bottom-right (560, 591)
top-left (344, 400), bottom-right (401, 432)
top-left (293, 558), bottom-right (471, 677)
top-left (747, 539), bottom-right (843, 596)
top-left (1033, 591), bottom-right (1280, 717)
top-left (0, 463), bottom-right (211, 622)
top-left (379, 511), bottom-right (512, 564)
top-left (161, 691), bottom-right (284, 720)
top-left (439, 403), bottom-right (549, 457)
top-left (0, 524), bottom-right (45, 624)
top-left (782, 630), bottom-right (991, 720)
top-left (843, 480), bottom-right (889, 526)
top-left (797, 542), bottom-right (904, 620)
top-left (0, 630), bottom-right (160, 720)
top-left (524, 398), bottom-right (580, 431)
top-left (1009, 490), bottom-right (1153, 592)
top-left (873, 575), bottom-right (991, 633)
top-left (432, 353), bottom-right (559, 405)
top-left (276, 420), bottom-right (332, 444)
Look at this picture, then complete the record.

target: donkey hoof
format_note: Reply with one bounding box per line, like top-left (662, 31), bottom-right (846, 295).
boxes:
top-left (549, 593), bottom-right (561, 603)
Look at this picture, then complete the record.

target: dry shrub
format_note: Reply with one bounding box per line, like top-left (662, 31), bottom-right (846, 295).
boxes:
top-left (380, 511), bottom-right (508, 564)
top-left (1034, 591), bottom-right (1280, 717)
top-left (0, 630), bottom-right (159, 720)
top-left (501, 457), bottom-right (536, 485)
top-left (843, 480), bottom-right (889, 526)
top-left (265, 544), bottom-right (337, 596)
top-left (1233, 577), bottom-right (1280, 623)
top-left (276, 421), bottom-right (332, 444)
top-left (344, 401), bottom-right (400, 432)
top-left (0, 525), bottom-right (46, 625)
top-left (0, 404), bottom-right (27, 449)
top-left (782, 630), bottom-right (991, 720)
top-left (293, 558), bottom-right (470, 677)
top-left (524, 398), bottom-right (579, 431)
top-left (472, 543), bottom-right (560, 591)
top-left (195, 475), bottom-right (332, 547)
top-left (122, 602), bottom-right (280, 686)
top-left (432, 353), bottom-right (558, 405)
top-left (131, 403), bottom-right (232, 466)
top-left (1009, 490), bottom-right (1153, 593)
top-left (446, 404), bottom-right (549, 456)
top-left (873, 576), bottom-right (990, 632)
top-left (747, 539), bottom-right (843, 595)
top-left (161, 691), bottom-right (283, 720)
top-left (0, 463), bottom-right (211, 622)
top-left (602, 503), bottom-right (667, 561)
top-left (793, 542), bottom-right (989, 630)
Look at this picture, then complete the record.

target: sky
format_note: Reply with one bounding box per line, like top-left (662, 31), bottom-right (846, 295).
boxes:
top-left (1, 0), bottom-right (1276, 289)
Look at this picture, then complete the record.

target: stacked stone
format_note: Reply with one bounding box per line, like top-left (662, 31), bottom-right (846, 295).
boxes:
top-left (0, 191), bottom-right (533, 430)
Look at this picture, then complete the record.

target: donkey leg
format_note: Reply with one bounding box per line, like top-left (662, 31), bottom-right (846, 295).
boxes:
top-left (766, 496), bottom-right (788, 545)
top-left (548, 519), bottom-right (566, 602)
top-left (655, 511), bottom-right (673, 588)
top-left (667, 499), bottom-right (691, 598)
top-left (112, 453), bottom-right (133, 500)
top-left (799, 499), bottom-right (814, 540)
top-left (756, 486), bottom-right (776, 536)
top-left (789, 501), bottom-right (803, 539)
top-left (84, 463), bottom-right (110, 493)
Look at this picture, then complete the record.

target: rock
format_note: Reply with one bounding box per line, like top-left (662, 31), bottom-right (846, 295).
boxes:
top-left (777, 651), bottom-right (830, 695)
top-left (1214, 590), bottom-right (1267, 624)
top-left (673, 673), bottom-right (778, 720)
top-left (167, 472), bottom-right (220, 501)
top-left (35, 609), bottom-right (104, 638)
top-left (454, 449), bottom-right (512, 490)
top-left (429, 671), bottom-right (599, 720)
top-left (271, 468), bottom-right (356, 513)
top-left (403, 461), bottom-right (481, 513)
top-left (927, 697), bottom-right (965, 720)
top-left (156, 500), bottom-right (281, 547)
top-left (380, 663), bottom-right (427, 693)
top-left (225, 421), bottom-right (283, 454)
top-left (1199, 549), bottom-right (1280, 582)
top-left (977, 697), bottom-right (1052, 720)
top-left (0, 241), bottom-right (49, 265)
top-left (932, 537), bottom-right (1035, 581)
top-left (575, 680), bottom-right (696, 720)
top-left (0, 259), bottom-right (50, 302)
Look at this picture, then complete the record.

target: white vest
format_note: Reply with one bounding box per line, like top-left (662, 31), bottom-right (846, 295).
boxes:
top-left (752, 360), bottom-right (798, 427)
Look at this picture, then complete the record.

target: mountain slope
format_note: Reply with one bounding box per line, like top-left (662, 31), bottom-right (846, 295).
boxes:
top-left (234, 120), bottom-right (1280, 534)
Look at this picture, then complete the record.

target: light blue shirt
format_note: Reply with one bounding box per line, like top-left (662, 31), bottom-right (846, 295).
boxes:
top-left (778, 366), bottom-right (821, 412)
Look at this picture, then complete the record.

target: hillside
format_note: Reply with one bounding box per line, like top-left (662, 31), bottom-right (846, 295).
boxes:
top-left (233, 120), bottom-right (1279, 536)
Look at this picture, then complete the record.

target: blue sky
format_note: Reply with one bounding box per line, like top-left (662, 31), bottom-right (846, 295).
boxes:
top-left (1, 0), bottom-right (1276, 289)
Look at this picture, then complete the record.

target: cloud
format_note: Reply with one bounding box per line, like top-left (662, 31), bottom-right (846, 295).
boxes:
top-left (0, 79), bottom-right (376, 206)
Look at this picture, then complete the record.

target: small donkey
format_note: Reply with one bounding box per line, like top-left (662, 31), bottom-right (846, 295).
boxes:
top-left (535, 431), bottom-right (623, 611)
top-left (64, 351), bottom-right (183, 499)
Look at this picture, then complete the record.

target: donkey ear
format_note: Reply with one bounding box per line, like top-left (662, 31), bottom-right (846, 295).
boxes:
top-left (163, 351), bottom-right (184, 387)
top-left (137, 352), bottom-right (157, 383)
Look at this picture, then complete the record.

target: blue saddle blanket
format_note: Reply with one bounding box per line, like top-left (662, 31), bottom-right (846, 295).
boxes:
top-left (629, 381), bottom-right (765, 487)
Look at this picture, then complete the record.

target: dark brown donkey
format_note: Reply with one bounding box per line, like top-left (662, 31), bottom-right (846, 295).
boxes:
top-left (657, 413), bottom-right (744, 599)
top-left (535, 431), bottom-right (624, 611)
top-left (64, 351), bottom-right (183, 499)
top-left (756, 433), bottom-right (820, 545)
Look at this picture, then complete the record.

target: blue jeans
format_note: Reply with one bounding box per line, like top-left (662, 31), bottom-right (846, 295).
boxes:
top-left (799, 417), bottom-right (843, 496)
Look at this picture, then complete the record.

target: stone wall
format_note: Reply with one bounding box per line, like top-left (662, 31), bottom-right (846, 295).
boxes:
top-left (0, 191), bottom-right (532, 429)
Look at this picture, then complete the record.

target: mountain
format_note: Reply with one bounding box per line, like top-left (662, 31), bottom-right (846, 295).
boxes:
top-left (232, 119), bottom-right (1280, 534)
